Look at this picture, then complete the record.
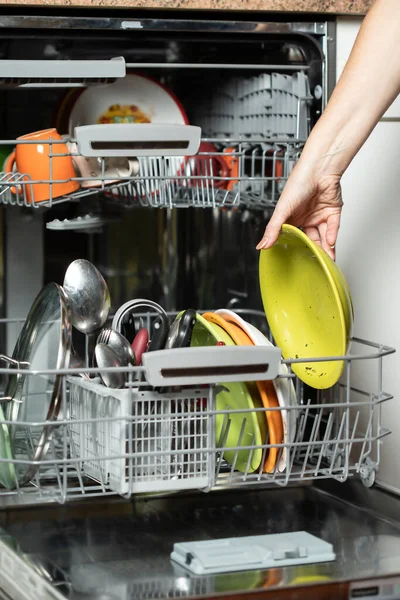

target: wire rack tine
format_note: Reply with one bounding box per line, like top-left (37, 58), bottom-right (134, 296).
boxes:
top-left (300, 410), bottom-right (321, 478)
top-left (314, 412), bottom-right (334, 477)
top-left (328, 411), bottom-right (347, 477)
top-left (228, 417), bottom-right (247, 480)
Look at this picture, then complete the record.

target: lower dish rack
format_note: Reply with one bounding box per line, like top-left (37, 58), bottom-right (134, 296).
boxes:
top-left (0, 312), bottom-right (394, 505)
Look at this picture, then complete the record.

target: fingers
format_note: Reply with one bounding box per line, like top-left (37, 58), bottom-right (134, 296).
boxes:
top-left (256, 202), bottom-right (289, 250)
top-left (256, 184), bottom-right (342, 256)
top-left (318, 222), bottom-right (335, 260)
top-left (303, 225), bottom-right (320, 246)
top-left (317, 215), bottom-right (340, 260)
top-left (326, 212), bottom-right (341, 248)
top-left (303, 224), bottom-right (336, 259)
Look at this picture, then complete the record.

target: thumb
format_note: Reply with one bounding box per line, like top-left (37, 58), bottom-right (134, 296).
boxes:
top-left (256, 203), bottom-right (289, 250)
top-left (326, 212), bottom-right (341, 248)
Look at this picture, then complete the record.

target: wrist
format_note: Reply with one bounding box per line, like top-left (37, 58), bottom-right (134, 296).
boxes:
top-left (297, 94), bottom-right (380, 180)
top-left (291, 143), bottom-right (344, 188)
top-left (295, 122), bottom-right (356, 183)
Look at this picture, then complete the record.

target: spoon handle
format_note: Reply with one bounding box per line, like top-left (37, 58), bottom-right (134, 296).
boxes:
top-left (70, 345), bottom-right (91, 381)
top-left (131, 328), bottom-right (149, 366)
top-left (85, 330), bottom-right (101, 368)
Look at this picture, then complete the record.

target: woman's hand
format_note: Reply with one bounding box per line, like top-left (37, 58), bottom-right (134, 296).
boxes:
top-left (256, 0), bottom-right (400, 259)
top-left (256, 171), bottom-right (343, 259)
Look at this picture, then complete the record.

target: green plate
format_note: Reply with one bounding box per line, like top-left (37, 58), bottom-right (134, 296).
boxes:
top-left (0, 404), bottom-right (16, 489)
top-left (189, 313), bottom-right (267, 473)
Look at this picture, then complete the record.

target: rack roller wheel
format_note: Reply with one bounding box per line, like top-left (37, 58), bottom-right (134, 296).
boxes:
top-left (360, 457), bottom-right (376, 488)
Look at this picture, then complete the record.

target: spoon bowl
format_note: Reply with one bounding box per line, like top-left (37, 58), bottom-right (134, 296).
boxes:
top-left (96, 329), bottom-right (136, 367)
top-left (63, 259), bottom-right (110, 334)
top-left (95, 343), bottom-right (125, 389)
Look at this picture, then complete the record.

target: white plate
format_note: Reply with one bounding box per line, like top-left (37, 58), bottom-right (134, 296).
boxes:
top-left (68, 74), bottom-right (188, 197)
top-left (215, 309), bottom-right (298, 472)
top-left (68, 73), bottom-right (188, 134)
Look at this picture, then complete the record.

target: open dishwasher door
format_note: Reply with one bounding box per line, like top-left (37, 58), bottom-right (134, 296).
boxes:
top-left (2, 482), bottom-right (400, 600)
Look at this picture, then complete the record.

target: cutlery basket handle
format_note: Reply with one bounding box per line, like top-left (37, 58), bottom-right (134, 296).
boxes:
top-left (142, 345), bottom-right (281, 387)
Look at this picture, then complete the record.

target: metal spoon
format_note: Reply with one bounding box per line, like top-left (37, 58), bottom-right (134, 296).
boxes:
top-left (94, 344), bottom-right (125, 389)
top-left (63, 259), bottom-right (111, 334)
top-left (96, 329), bottom-right (136, 367)
top-left (70, 344), bottom-right (91, 380)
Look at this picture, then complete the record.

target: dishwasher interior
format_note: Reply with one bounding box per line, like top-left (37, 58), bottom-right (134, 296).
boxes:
top-left (2, 13), bottom-right (326, 323)
top-left (0, 11), bottom-right (398, 600)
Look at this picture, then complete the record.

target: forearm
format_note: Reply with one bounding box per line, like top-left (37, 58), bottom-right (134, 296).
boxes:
top-left (296, 0), bottom-right (400, 179)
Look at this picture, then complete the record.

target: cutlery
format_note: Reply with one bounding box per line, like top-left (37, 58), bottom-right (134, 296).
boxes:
top-left (95, 343), bottom-right (125, 389)
top-left (96, 328), bottom-right (136, 367)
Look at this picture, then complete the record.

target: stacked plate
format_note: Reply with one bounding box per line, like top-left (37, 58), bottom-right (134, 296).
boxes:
top-left (170, 309), bottom-right (298, 475)
top-left (259, 224), bottom-right (354, 390)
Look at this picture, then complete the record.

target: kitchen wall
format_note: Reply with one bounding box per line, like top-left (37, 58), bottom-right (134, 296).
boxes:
top-left (335, 17), bottom-right (400, 494)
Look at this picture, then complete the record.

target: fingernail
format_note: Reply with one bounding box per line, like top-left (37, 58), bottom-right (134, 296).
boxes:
top-left (256, 237), bottom-right (268, 250)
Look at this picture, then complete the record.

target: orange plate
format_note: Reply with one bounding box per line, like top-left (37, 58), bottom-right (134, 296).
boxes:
top-left (202, 312), bottom-right (283, 473)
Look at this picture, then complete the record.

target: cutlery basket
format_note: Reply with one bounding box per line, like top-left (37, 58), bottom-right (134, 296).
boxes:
top-left (68, 377), bottom-right (215, 495)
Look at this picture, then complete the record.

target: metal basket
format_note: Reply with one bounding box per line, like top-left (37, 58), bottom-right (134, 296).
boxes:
top-left (0, 309), bottom-right (394, 506)
top-left (0, 138), bottom-right (303, 211)
top-left (0, 71), bottom-right (310, 211)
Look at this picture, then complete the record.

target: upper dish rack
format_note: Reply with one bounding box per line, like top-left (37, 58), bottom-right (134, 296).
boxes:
top-left (0, 138), bottom-right (303, 211)
top-left (0, 69), bottom-right (309, 211)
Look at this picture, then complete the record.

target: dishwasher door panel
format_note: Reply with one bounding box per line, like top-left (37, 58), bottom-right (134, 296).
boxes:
top-left (2, 482), bottom-right (400, 600)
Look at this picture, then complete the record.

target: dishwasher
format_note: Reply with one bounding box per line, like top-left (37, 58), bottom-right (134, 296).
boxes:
top-left (0, 10), bottom-right (398, 600)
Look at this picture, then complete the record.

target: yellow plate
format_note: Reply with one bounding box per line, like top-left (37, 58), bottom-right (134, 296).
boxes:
top-left (291, 575), bottom-right (332, 584)
top-left (188, 312), bottom-right (267, 473)
top-left (259, 224), bottom-right (346, 389)
top-left (313, 244), bottom-right (354, 344)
